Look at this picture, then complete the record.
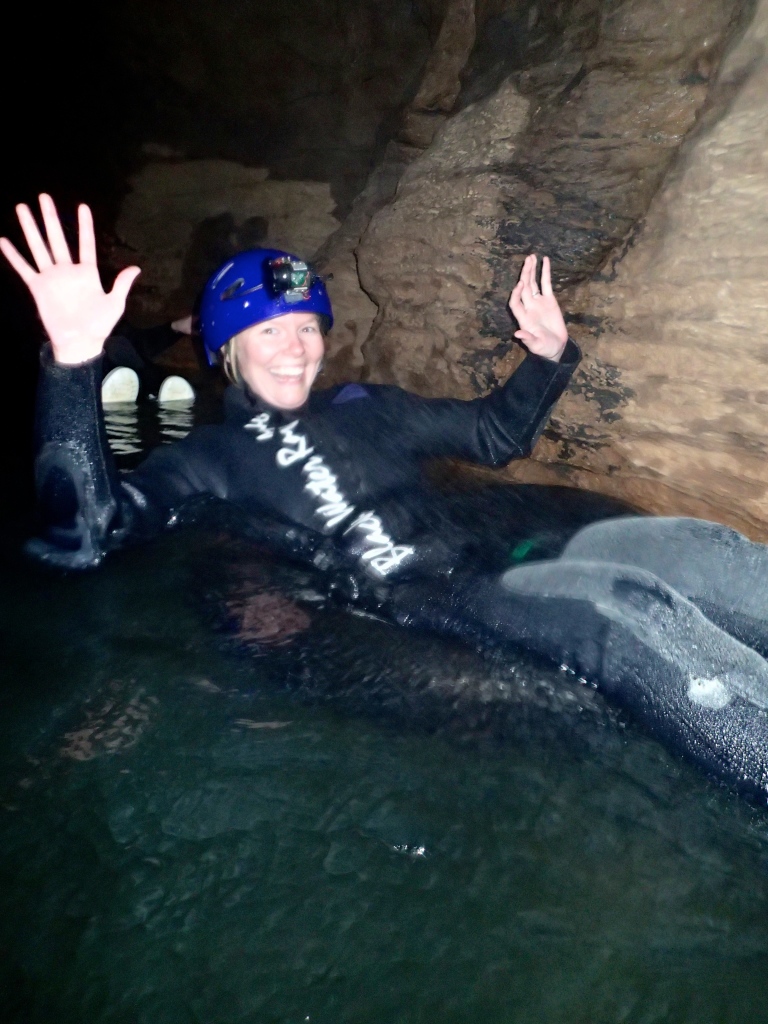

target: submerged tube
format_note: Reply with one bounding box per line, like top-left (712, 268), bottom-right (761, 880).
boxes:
top-left (392, 545), bottom-right (768, 803)
top-left (563, 516), bottom-right (768, 657)
top-left (495, 559), bottom-right (768, 802)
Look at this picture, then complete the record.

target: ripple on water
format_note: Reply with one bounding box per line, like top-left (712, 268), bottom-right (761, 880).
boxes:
top-left (4, 457), bottom-right (768, 1020)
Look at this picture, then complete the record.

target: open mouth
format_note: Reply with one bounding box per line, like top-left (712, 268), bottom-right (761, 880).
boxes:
top-left (269, 367), bottom-right (306, 382)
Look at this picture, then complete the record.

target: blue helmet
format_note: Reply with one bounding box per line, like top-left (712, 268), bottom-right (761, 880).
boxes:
top-left (199, 247), bottom-right (334, 365)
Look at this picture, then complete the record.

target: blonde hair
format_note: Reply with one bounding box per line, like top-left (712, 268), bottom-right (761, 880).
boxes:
top-left (220, 314), bottom-right (328, 388)
top-left (220, 337), bottom-right (242, 386)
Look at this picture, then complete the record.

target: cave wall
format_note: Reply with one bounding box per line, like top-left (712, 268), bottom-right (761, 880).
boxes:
top-left (348, 0), bottom-right (742, 390)
top-left (109, 0), bottom-right (452, 321)
top-left (322, 0), bottom-right (768, 536)
top-left (115, 161), bottom-right (342, 322)
top-left (111, 0), bottom-right (768, 533)
top-left (544, 0), bottom-right (768, 536)
top-left (110, 0), bottom-right (451, 214)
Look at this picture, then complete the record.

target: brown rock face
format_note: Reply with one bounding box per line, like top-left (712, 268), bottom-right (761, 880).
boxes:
top-left (329, 0), bottom-right (768, 536)
top-left (110, 0), bottom-right (451, 214)
top-left (110, 0), bottom-right (768, 537)
top-left (540, 0), bottom-right (768, 537)
top-left (412, 0), bottom-right (477, 113)
top-left (356, 0), bottom-right (741, 396)
top-left (314, 145), bottom-right (416, 384)
top-left (115, 160), bottom-right (341, 322)
top-left (359, 79), bottom-right (531, 396)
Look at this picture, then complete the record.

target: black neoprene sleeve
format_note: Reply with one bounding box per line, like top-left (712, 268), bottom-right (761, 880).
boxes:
top-left (388, 339), bottom-right (580, 466)
top-left (29, 347), bottom-right (123, 567)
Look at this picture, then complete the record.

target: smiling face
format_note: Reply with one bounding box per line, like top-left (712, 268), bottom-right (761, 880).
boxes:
top-left (233, 311), bottom-right (325, 409)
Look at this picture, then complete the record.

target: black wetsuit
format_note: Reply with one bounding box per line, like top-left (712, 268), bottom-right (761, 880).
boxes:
top-left (31, 342), bottom-right (768, 801)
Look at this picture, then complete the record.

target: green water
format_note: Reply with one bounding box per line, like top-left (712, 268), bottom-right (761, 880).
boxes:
top-left (3, 400), bottom-right (768, 1023)
top-left (3, 531), bottom-right (768, 1024)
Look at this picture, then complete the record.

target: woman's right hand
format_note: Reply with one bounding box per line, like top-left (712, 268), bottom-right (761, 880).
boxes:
top-left (0, 194), bottom-right (141, 365)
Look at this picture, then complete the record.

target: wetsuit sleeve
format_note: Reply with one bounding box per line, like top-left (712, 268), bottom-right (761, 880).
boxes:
top-left (393, 338), bottom-right (581, 466)
top-left (28, 345), bottom-right (213, 569)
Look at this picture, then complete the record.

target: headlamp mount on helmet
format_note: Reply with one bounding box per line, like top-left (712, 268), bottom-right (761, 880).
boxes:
top-left (265, 256), bottom-right (316, 303)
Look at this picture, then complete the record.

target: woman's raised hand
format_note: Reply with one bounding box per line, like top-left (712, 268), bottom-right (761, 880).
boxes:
top-left (0, 194), bottom-right (141, 365)
top-left (508, 255), bottom-right (568, 362)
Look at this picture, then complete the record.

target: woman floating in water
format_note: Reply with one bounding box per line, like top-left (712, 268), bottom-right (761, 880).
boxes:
top-left (4, 193), bottom-right (768, 800)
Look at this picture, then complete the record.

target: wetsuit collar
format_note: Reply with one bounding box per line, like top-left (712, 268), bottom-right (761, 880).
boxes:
top-left (223, 382), bottom-right (314, 425)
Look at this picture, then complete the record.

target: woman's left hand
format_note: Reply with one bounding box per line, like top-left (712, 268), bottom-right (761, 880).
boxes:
top-left (508, 255), bottom-right (568, 361)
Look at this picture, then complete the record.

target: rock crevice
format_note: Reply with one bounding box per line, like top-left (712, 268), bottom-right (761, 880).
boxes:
top-left (112, 0), bottom-right (768, 533)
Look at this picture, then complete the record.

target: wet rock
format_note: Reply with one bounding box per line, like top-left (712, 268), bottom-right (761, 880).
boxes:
top-left (314, 143), bottom-right (419, 383)
top-left (399, 109), bottom-right (450, 149)
top-left (109, 0), bottom-right (768, 535)
top-left (160, 781), bottom-right (287, 840)
top-left (409, 0), bottom-right (477, 114)
top-left (358, 78), bottom-right (530, 396)
top-left (354, 0), bottom-right (741, 398)
top-left (59, 681), bottom-right (158, 761)
top-left (524, 0), bottom-right (768, 536)
top-left (111, 0), bottom-right (451, 214)
top-left (115, 159), bottom-right (341, 322)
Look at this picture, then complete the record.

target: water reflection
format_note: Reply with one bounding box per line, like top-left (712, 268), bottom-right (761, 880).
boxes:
top-left (158, 399), bottom-right (195, 444)
top-left (11, 391), bottom-right (768, 1021)
top-left (103, 403), bottom-right (141, 456)
top-left (4, 536), bottom-right (768, 1024)
top-left (104, 399), bottom-right (196, 460)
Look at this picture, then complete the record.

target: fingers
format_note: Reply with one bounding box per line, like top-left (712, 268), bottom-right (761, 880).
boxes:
top-left (540, 256), bottom-right (553, 297)
top-left (521, 254), bottom-right (537, 294)
top-left (508, 254), bottom-right (558, 337)
top-left (16, 202), bottom-right (53, 271)
top-left (509, 254), bottom-right (538, 315)
top-left (39, 193), bottom-right (72, 264)
top-left (0, 237), bottom-right (37, 285)
top-left (10, 195), bottom-right (93, 271)
top-left (77, 204), bottom-right (97, 265)
top-left (109, 265), bottom-right (141, 307)
top-left (510, 254), bottom-right (555, 305)
top-left (508, 279), bottom-right (524, 318)
top-left (509, 255), bottom-right (533, 304)
top-left (520, 254), bottom-right (540, 301)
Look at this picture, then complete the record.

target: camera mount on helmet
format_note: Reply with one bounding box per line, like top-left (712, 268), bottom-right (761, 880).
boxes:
top-left (199, 247), bottom-right (334, 365)
top-left (265, 256), bottom-right (316, 303)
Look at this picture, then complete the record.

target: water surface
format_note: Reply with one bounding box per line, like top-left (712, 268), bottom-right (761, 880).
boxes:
top-left (2, 398), bottom-right (768, 1023)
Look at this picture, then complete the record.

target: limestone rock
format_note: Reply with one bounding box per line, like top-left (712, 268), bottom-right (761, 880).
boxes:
top-left (532, 0), bottom-right (768, 537)
top-left (111, 0), bottom-right (451, 213)
top-left (355, 0), bottom-right (738, 396)
top-left (313, 143), bottom-right (419, 384)
top-left (319, 0), bottom-right (764, 534)
top-left (115, 159), bottom-right (341, 322)
top-left (399, 110), bottom-right (449, 150)
top-left (107, 0), bottom-right (768, 539)
top-left (411, 0), bottom-right (477, 113)
top-left (359, 79), bottom-right (531, 396)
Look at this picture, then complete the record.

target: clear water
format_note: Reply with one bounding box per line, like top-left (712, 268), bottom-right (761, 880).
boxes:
top-left (3, 400), bottom-right (768, 1023)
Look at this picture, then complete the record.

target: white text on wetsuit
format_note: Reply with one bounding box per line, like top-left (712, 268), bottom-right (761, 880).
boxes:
top-left (244, 413), bottom-right (275, 440)
top-left (343, 511), bottom-right (415, 576)
top-left (301, 454), bottom-right (356, 529)
top-left (244, 413), bottom-right (415, 576)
